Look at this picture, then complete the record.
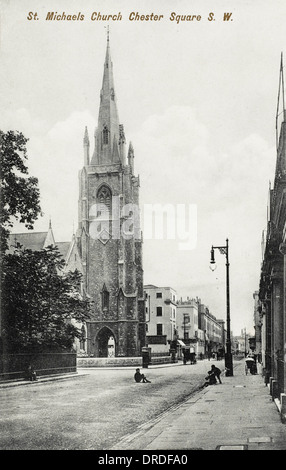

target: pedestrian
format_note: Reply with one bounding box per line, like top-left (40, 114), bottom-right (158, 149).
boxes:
top-left (203, 370), bottom-right (217, 387)
top-left (26, 364), bottom-right (37, 381)
top-left (211, 364), bottom-right (222, 384)
top-left (183, 350), bottom-right (187, 365)
top-left (134, 368), bottom-right (151, 383)
top-left (183, 348), bottom-right (190, 364)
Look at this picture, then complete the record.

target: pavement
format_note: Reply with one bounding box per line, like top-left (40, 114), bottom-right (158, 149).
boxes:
top-left (110, 360), bottom-right (286, 451)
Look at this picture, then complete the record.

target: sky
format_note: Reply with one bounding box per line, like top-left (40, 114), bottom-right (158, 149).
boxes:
top-left (1, 0), bottom-right (286, 335)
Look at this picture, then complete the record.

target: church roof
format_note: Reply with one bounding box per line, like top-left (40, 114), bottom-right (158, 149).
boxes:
top-left (7, 232), bottom-right (49, 253)
top-left (7, 219), bottom-right (82, 269)
top-left (55, 241), bottom-right (71, 260)
top-left (8, 233), bottom-right (72, 260)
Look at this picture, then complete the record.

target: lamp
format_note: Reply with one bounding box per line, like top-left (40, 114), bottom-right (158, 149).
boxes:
top-left (209, 238), bottom-right (233, 376)
top-left (209, 246), bottom-right (217, 271)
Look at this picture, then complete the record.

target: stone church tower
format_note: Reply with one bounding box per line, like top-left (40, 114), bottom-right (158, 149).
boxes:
top-left (77, 35), bottom-right (146, 357)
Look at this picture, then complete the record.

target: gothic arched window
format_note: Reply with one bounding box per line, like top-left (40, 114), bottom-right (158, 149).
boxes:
top-left (97, 185), bottom-right (112, 213)
top-left (101, 284), bottom-right (109, 310)
top-left (102, 125), bottom-right (109, 145)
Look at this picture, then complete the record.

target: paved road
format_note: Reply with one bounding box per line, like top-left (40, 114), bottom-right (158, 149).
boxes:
top-left (0, 360), bottom-right (220, 450)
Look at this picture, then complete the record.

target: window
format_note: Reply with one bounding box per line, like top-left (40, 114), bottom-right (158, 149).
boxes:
top-left (157, 324), bottom-right (163, 335)
top-left (156, 306), bottom-right (162, 316)
top-left (101, 284), bottom-right (109, 310)
top-left (183, 315), bottom-right (190, 323)
top-left (102, 125), bottom-right (109, 144)
top-left (156, 292), bottom-right (162, 298)
top-left (97, 185), bottom-right (112, 213)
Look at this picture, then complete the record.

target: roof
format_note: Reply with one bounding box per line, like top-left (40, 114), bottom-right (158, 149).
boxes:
top-left (7, 232), bottom-right (49, 253)
top-left (144, 285), bottom-right (177, 293)
top-left (7, 229), bottom-right (78, 267)
top-left (55, 242), bottom-right (71, 260)
top-left (7, 231), bottom-right (70, 262)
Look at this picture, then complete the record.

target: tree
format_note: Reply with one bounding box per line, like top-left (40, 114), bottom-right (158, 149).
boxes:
top-left (0, 130), bottom-right (41, 253)
top-left (1, 244), bottom-right (91, 353)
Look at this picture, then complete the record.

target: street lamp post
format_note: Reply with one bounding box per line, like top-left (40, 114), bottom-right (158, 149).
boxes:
top-left (210, 238), bottom-right (233, 376)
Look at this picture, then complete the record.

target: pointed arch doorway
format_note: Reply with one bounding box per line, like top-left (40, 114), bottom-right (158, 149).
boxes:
top-left (97, 327), bottom-right (116, 357)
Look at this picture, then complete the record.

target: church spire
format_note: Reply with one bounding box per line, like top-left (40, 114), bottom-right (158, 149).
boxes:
top-left (276, 52), bottom-right (286, 149)
top-left (83, 126), bottom-right (90, 166)
top-left (44, 217), bottom-right (55, 248)
top-left (92, 31), bottom-right (121, 164)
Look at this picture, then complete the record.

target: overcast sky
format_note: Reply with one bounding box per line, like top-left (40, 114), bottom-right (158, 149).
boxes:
top-left (1, 0), bottom-right (286, 335)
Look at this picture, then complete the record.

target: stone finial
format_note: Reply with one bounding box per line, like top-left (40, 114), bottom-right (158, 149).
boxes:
top-left (128, 142), bottom-right (134, 173)
top-left (83, 126), bottom-right (90, 145)
top-left (83, 126), bottom-right (90, 166)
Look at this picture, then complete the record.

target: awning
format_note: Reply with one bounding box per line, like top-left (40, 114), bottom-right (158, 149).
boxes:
top-left (177, 340), bottom-right (186, 347)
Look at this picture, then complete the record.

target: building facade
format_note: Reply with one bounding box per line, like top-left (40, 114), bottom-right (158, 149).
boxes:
top-left (144, 285), bottom-right (177, 354)
top-left (233, 329), bottom-right (249, 356)
top-left (198, 302), bottom-right (226, 359)
top-left (258, 62), bottom-right (286, 415)
top-left (252, 291), bottom-right (262, 359)
top-left (76, 36), bottom-right (145, 357)
top-left (177, 298), bottom-right (205, 357)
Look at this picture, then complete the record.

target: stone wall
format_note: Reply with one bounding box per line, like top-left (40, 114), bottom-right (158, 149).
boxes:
top-left (77, 355), bottom-right (174, 368)
top-left (77, 356), bottom-right (142, 368)
top-left (0, 353), bottom-right (77, 381)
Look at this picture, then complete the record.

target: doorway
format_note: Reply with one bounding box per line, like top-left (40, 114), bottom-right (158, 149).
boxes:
top-left (97, 327), bottom-right (116, 357)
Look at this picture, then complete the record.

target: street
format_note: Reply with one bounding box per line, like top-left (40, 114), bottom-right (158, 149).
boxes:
top-left (0, 360), bottom-right (221, 450)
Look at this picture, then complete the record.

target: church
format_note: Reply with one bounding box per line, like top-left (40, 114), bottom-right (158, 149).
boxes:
top-left (76, 35), bottom-right (146, 357)
top-left (8, 35), bottom-right (146, 359)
